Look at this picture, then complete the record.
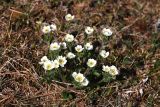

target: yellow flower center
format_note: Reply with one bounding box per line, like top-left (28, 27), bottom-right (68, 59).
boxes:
top-left (53, 45), bottom-right (57, 48)
top-left (47, 64), bottom-right (51, 70)
top-left (68, 16), bottom-right (72, 20)
top-left (75, 76), bottom-right (83, 82)
top-left (110, 69), bottom-right (116, 75)
top-left (45, 29), bottom-right (49, 32)
top-left (89, 62), bottom-right (93, 65)
top-left (59, 59), bottom-right (64, 64)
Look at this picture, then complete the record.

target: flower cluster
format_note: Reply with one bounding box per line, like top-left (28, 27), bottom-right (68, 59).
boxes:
top-left (39, 55), bottom-right (67, 70)
top-left (102, 65), bottom-right (119, 76)
top-left (39, 14), bottom-right (119, 87)
top-left (42, 23), bottom-right (57, 34)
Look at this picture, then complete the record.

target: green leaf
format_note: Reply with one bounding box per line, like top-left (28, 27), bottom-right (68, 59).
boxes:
top-left (154, 59), bottom-right (160, 69)
top-left (61, 91), bottom-right (75, 100)
top-left (101, 72), bottom-right (113, 83)
top-left (122, 56), bottom-right (132, 65)
top-left (93, 70), bottom-right (101, 77)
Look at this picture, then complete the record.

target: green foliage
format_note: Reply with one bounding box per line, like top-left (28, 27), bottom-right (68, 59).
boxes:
top-left (149, 59), bottom-right (160, 76)
top-left (62, 91), bottom-right (75, 100)
top-left (147, 95), bottom-right (154, 107)
top-left (154, 59), bottom-right (160, 70)
top-left (122, 56), bottom-right (133, 65)
top-left (39, 19), bottom-right (119, 90)
top-left (101, 72), bottom-right (113, 83)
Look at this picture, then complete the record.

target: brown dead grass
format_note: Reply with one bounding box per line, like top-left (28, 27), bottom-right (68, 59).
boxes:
top-left (0, 0), bottom-right (160, 106)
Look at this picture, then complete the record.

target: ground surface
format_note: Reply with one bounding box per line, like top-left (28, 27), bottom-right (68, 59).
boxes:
top-left (0, 0), bottom-right (160, 106)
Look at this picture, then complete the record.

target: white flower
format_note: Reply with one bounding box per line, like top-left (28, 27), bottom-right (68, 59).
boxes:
top-left (57, 56), bottom-right (67, 67)
top-left (85, 43), bottom-right (93, 50)
top-left (102, 28), bottom-right (112, 36)
top-left (43, 60), bottom-right (54, 70)
top-left (42, 25), bottom-right (51, 34)
top-left (67, 52), bottom-right (76, 59)
top-left (75, 45), bottom-right (84, 52)
top-left (72, 72), bottom-right (85, 83)
top-left (72, 72), bottom-right (78, 78)
top-left (65, 34), bottom-right (74, 42)
top-left (100, 50), bottom-right (109, 58)
top-left (39, 56), bottom-right (49, 65)
top-left (102, 65), bottom-right (110, 72)
top-left (50, 42), bottom-right (60, 51)
top-left (65, 14), bottom-right (74, 21)
top-left (109, 65), bottom-right (119, 76)
top-left (72, 72), bottom-right (89, 86)
top-left (60, 42), bottom-right (67, 49)
top-left (50, 24), bottom-right (57, 31)
top-left (52, 60), bottom-right (59, 68)
top-left (85, 27), bottom-right (94, 35)
top-left (81, 78), bottom-right (89, 86)
top-left (87, 59), bottom-right (97, 68)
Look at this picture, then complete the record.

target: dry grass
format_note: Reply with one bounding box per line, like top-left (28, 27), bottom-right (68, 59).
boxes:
top-left (0, 0), bottom-right (160, 106)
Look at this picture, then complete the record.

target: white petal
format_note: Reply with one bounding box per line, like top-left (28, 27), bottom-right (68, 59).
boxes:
top-left (139, 89), bottom-right (143, 96)
top-left (72, 72), bottom-right (77, 78)
top-left (81, 78), bottom-right (89, 86)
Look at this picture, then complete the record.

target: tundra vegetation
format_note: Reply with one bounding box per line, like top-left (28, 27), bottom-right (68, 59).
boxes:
top-left (0, 0), bottom-right (160, 106)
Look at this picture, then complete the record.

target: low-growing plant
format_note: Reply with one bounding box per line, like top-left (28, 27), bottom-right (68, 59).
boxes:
top-left (39, 13), bottom-right (119, 89)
